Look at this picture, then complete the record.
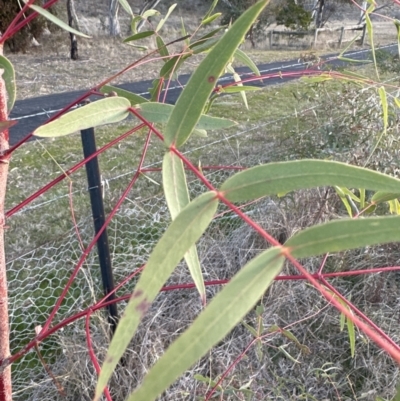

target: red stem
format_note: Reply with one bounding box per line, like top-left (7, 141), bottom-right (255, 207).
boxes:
top-left (85, 311), bottom-right (113, 401)
top-left (6, 123), bottom-right (145, 218)
top-left (41, 126), bottom-right (153, 333)
top-left (0, 48), bottom-right (11, 401)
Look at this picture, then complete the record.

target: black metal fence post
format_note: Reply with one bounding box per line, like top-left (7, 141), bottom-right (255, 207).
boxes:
top-left (81, 126), bottom-right (118, 335)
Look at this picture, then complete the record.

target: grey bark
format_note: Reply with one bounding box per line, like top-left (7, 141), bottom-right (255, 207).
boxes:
top-left (109, 0), bottom-right (121, 36)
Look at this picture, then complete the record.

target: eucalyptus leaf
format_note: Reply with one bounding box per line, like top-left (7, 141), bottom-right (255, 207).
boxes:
top-left (94, 192), bottom-right (219, 400)
top-left (126, 247), bottom-right (284, 401)
top-left (371, 191), bottom-right (400, 204)
top-left (100, 85), bottom-right (148, 105)
top-left (138, 102), bottom-right (237, 130)
top-left (0, 55), bottom-right (16, 112)
top-left (156, 36), bottom-right (169, 60)
top-left (142, 9), bottom-right (160, 19)
top-left (234, 48), bottom-right (260, 76)
top-left (163, 152), bottom-right (206, 303)
top-left (164, 0), bottom-right (270, 148)
top-left (118, 0), bottom-right (133, 15)
top-left (24, 1), bottom-right (90, 38)
top-left (220, 160), bottom-right (400, 203)
top-left (201, 13), bottom-right (222, 26)
top-left (156, 3), bottom-right (177, 32)
top-left (160, 55), bottom-right (187, 78)
top-left (286, 216), bottom-right (400, 258)
top-left (124, 30), bottom-right (155, 42)
top-left (34, 97), bottom-right (130, 137)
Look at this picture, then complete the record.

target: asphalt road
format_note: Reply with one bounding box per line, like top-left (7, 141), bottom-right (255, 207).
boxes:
top-left (9, 43), bottom-right (397, 146)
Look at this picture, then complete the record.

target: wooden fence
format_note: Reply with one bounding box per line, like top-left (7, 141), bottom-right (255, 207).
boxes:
top-left (268, 24), bottom-right (366, 49)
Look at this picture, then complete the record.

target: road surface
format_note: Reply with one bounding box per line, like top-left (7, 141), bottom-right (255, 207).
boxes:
top-left (8, 43), bottom-right (396, 146)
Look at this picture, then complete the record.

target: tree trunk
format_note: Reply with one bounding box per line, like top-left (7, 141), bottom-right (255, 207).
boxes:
top-left (0, 42), bottom-right (12, 401)
top-left (315, 0), bottom-right (325, 28)
top-left (67, 0), bottom-right (78, 60)
top-left (109, 0), bottom-right (121, 37)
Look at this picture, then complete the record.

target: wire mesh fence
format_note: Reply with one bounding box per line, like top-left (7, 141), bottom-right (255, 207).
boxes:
top-left (6, 78), bottom-right (400, 400)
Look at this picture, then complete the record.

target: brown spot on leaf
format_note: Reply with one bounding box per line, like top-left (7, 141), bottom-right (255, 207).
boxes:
top-left (132, 290), bottom-right (143, 298)
top-left (136, 299), bottom-right (151, 316)
top-left (105, 355), bottom-right (114, 364)
top-left (208, 76), bottom-right (216, 83)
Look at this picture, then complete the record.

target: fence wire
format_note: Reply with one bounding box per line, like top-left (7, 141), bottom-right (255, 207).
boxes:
top-left (7, 87), bottom-right (400, 400)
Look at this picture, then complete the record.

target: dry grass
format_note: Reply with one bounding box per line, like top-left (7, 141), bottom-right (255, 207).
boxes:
top-left (23, 190), bottom-right (400, 401)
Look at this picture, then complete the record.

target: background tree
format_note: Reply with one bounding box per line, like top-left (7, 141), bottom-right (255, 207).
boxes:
top-left (0, 0), bottom-right (48, 52)
top-left (67, 0), bottom-right (79, 60)
top-left (109, 0), bottom-right (121, 36)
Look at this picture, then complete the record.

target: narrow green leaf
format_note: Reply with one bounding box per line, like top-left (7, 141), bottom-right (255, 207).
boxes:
top-left (149, 78), bottom-right (163, 101)
top-left (234, 70), bottom-right (248, 109)
top-left (336, 186), bottom-right (360, 202)
top-left (156, 3), bottom-right (177, 32)
top-left (138, 102), bottom-right (237, 130)
top-left (340, 310), bottom-right (346, 331)
top-left (242, 321), bottom-right (258, 338)
top-left (347, 316), bottom-right (356, 358)
top-left (118, 0), bottom-right (133, 15)
top-left (100, 85), bottom-right (148, 105)
top-left (0, 120), bottom-right (16, 134)
top-left (126, 247), bottom-right (284, 401)
top-left (220, 160), bottom-right (400, 203)
top-left (359, 188), bottom-right (365, 210)
top-left (395, 20), bottom-right (400, 58)
top-left (124, 30), bottom-right (155, 42)
top-left (0, 55), bottom-right (16, 112)
top-left (282, 329), bottom-right (303, 349)
top-left (142, 9), bottom-right (160, 19)
top-left (388, 199), bottom-right (400, 215)
top-left (234, 48), bottom-right (260, 76)
top-left (300, 75), bottom-right (333, 83)
top-left (365, 86), bottom-right (388, 166)
top-left (156, 36), bottom-right (169, 60)
top-left (201, 13), bottom-right (222, 26)
top-left (131, 16), bottom-right (142, 34)
top-left (286, 215), bottom-right (400, 258)
top-left (160, 55), bottom-right (187, 78)
top-left (163, 152), bottom-right (206, 303)
top-left (395, 98), bottom-right (400, 109)
top-left (94, 192), bottom-right (218, 400)
top-left (164, 0), bottom-right (270, 148)
top-left (337, 56), bottom-right (370, 64)
top-left (25, 2), bottom-right (90, 38)
top-left (365, 9), bottom-right (379, 79)
top-left (204, 0), bottom-right (219, 20)
top-left (180, 17), bottom-right (190, 46)
top-left (190, 26), bottom-right (226, 49)
top-left (193, 128), bottom-right (208, 137)
top-left (279, 345), bottom-right (301, 364)
top-left (163, 152), bottom-right (190, 219)
top-left (334, 187), bottom-right (353, 217)
top-left (194, 374), bottom-right (220, 388)
top-left (379, 86), bottom-right (388, 130)
top-left (220, 85), bottom-right (261, 93)
top-left (33, 97), bottom-right (130, 137)
top-left (191, 37), bottom-right (219, 54)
